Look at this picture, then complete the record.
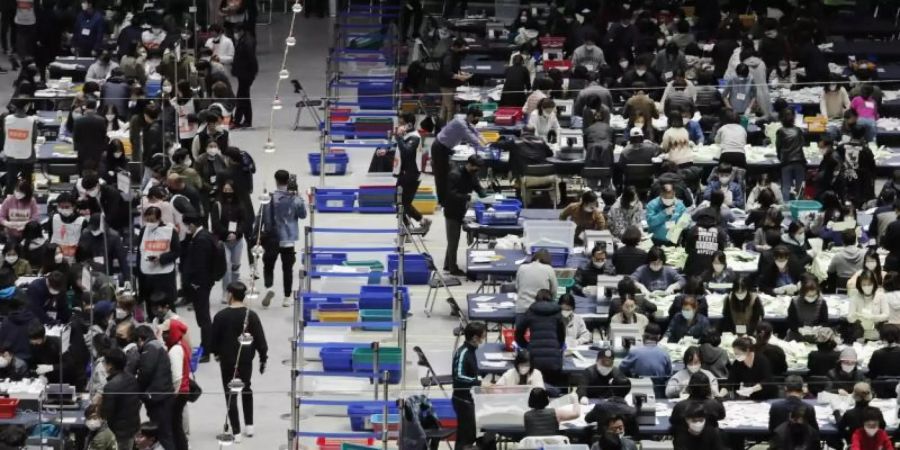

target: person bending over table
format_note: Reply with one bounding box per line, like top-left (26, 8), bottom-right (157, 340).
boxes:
top-left (618, 323), bottom-right (672, 378)
top-left (574, 243), bottom-right (615, 297)
top-left (631, 246), bottom-right (685, 295)
top-left (451, 322), bottom-right (487, 450)
top-left (611, 226), bottom-right (647, 276)
top-left (723, 335), bottom-right (778, 400)
top-left (523, 387), bottom-right (581, 437)
top-left (786, 276), bottom-right (830, 342)
top-left (645, 185), bottom-right (685, 247)
top-left (835, 383), bottom-right (886, 448)
top-left (515, 289), bottom-right (565, 386)
top-left (577, 348), bottom-right (630, 400)
top-left (755, 245), bottom-right (805, 296)
top-left (494, 349), bottom-right (543, 388)
top-left (607, 188), bottom-right (644, 241)
top-left (672, 403), bottom-right (728, 450)
top-left (770, 406), bottom-right (822, 450)
top-left (609, 297), bottom-right (649, 334)
top-left (699, 331), bottom-right (729, 379)
top-left (719, 276), bottom-right (763, 335)
top-left (670, 372), bottom-right (725, 447)
top-left (807, 328), bottom-right (840, 379)
top-left (559, 191), bottom-right (607, 243)
top-left (527, 98), bottom-right (561, 144)
top-left (665, 346), bottom-right (719, 399)
top-left (430, 107), bottom-right (485, 209)
top-left (515, 249), bottom-right (558, 315)
top-left (827, 347), bottom-right (867, 395)
top-left (558, 294), bottom-right (591, 345)
top-left (665, 296), bottom-right (710, 342)
top-left (769, 375), bottom-right (818, 433)
top-left (443, 155), bottom-right (486, 276)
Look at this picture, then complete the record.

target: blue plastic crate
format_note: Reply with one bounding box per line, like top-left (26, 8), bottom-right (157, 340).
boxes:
top-left (308, 253), bottom-right (348, 276)
top-left (348, 404), bottom-right (398, 431)
top-left (309, 153), bottom-right (350, 175)
top-left (431, 398), bottom-right (456, 419)
top-left (352, 361), bottom-right (402, 383)
top-left (320, 346), bottom-right (355, 372)
top-left (473, 199), bottom-right (522, 223)
top-left (530, 246), bottom-right (569, 268)
top-left (300, 294), bottom-right (349, 322)
top-left (357, 205), bottom-right (396, 214)
top-left (316, 189), bottom-right (357, 212)
top-left (359, 285), bottom-right (410, 314)
top-left (358, 186), bottom-right (397, 207)
top-left (357, 82), bottom-right (394, 110)
top-left (387, 253), bottom-right (431, 285)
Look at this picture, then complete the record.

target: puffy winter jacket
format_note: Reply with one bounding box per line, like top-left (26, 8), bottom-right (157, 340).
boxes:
top-left (515, 301), bottom-right (565, 373)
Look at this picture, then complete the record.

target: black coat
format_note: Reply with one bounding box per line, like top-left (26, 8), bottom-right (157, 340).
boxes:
top-left (577, 365), bottom-right (631, 399)
top-left (500, 65), bottom-right (530, 107)
top-left (101, 371), bottom-right (142, 439)
top-left (232, 33), bottom-right (258, 81)
top-left (866, 346), bottom-right (900, 397)
top-left (515, 301), bottom-right (565, 373)
top-left (754, 250), bottom-right (806, 295)
top-left (769, 396), bottom-right (818, 432)
top-left (671, 398), bottom-right (725, 447)
top-left (136, 339), bottom-right (173, 403)
top-left (836, 404), bottom-right (886, 445)
top-left (509, 136), bottom-right (552, 178)
top-left (442, 167), bottom-right (484, 221)
top-left (806, 349), bottom-right (840, 377)
top-left (770, 422), bottom-right (821, 450)
top-left (611, 246), bottom-right (647, 276)
top-left (0, 310), bottom-right (38, 361)
top-left (141, 120), bottom-right (164, 165)
top-left (73, 112), bottom-right (109, 170)
top-left (672, 426), bottom-right (727, 450)
top-left (182, 228), bottom-right (217, 287)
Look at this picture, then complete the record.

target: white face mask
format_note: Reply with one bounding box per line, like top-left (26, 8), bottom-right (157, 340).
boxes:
top-left (207, 146), bottom-right (220, 156)
top-left (58, 207), bottom-right (73, 217)
top-left (661, 197), bottom-right (675, 206)
top-left (794, 234), bottom-right (805, 245)
top-left (657, 39), bottom-right (665, 47)
top-left (619, 60), bottom-right (629, 69)
top-left (592, 261), bottom-right (605, 269)
top-left (54, 253), bottom-right (64, 264)
top-left (128, 100), bottom-right (137, 109)
top-left (115, 308), bottom-right (127, 319)
top-left (517, 365), bottom-right (530, 375)
top-left (765, 30), bottom-right (777, 38)
top-left (862, 285), bottom-right (875, 296)
top-left (0, 356), bottom-right (10, 369)
top-left (865, 426), bottom-right (879, 437)
top-left (622, 305), bottom-right (636, 315)
top-left (841, 363), bottom-right (856, 373)
top-left (151, 27), bottom-right (162, 34)
top-left (735, 291), bottom-right (748, 300)
top-left (583, 206), bottom-right (596, 213)
top-left (712, 263), bottom-right (725, 273)
top-left (866, 261), bottom-right (878, 271)
top-left (13, 191), bottom-right (24, 200)
top-left (86, 188), bottom-right (99, 198)
top-left (733, 352), bottom-right (747, 363)
top-left (597, 364), bottom-right (613, 376)
top-left (775, 260), bottom-right (788, 270)
top-left (804, 294), bottom-right (818, 303)
top-left (86, 419), bottom-right (102, 431)
top-left (688, 420), bottom-right (705, 434)
top-left (636, 69), bottom-right (646, 76)
top-left (542, 108), bottom-right (554, 116)
top-left (4, 256), bottom-right (17, 265)
top-left (91, 228), bottom-right (103, 236)
top-left (649, 262), bottom-right (663, 272)
top-left (162, 85), bottom-right (172, 94)
top-left (687, 363), bottom-right (701, 374)
top-left (682, 309), bottom-right (695, 321)
top-left (561, 309), bottom-right (573, 318)
top-left (719, 176), bottom-right (730, 185)
top-left (114, 151), bottom-right (123, 159)
top-left (106, 114), bottom-right (116, 121)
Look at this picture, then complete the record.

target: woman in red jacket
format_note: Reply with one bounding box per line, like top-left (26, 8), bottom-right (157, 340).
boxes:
top-left (162, 319), bottom-right (192, 450)
top-left (851, 407), bottom-right (893, 450)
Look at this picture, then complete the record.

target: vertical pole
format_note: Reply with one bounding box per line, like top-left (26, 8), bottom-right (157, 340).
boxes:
top-left (381, 374), bottom-right (390, 450)
top-left (395, 187), bottom-right (406, 387)
top-left (371, 341), bottom-right (380, 399)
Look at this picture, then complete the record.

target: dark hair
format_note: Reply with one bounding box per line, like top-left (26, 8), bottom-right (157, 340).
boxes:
top-left (683, 346), bottom-right (700, 365)
top-left (685, 403), bottom-right (707, 419)
top-left (274, 169), bottom-right (290, 185)
top-left (464, 322), bottom-right (487, 341)
top-left (533, 248), bottom-right (552, 265)
top-left (687, 371), bottom-right (711, 399)
top-left (729, 276), bottom-right (753, 307)
top-left (47, 271), bottom-right (67, 291)
top-left (643, 323), bottom-right (661, 342)
top-left (558, 293), bottom-right (575, 309)
top-left (581, 190), bottom-right (598, 205)
top-left (757, 188), bottom-right (777, 210)
top-left (528, 387), bottom-right (550, 409)
top-left (227, 281), bottom-right (247, 301)
top-left (732, 336), bottom-right (754, 352)
top-left (647, 246), bottom-right (666, 264)
top-left (700, 329), bottom-right (721, 347)
top-left (172, 148), bottom-right (191, 164)
top-left (143, 102), bottom-right (161, 120)
top-left (143, 206), bottom-right (162, 221)
top-left (861, 406), bottom-right (883, 424)
top-left (784, 375), bottom-right (804, 393)
top-left (735, 63), bottom-right (749, 78)
top-left (880, 323), bottom-right (900, 344)
top-left (534, 289), bottom-right (553, 302)
top-left (621, 225), bottom-right (642, 246)
top-left (773, 245), bottom-right (791, 260)
top-left (27, 320), bottom-right (45, 340)
top-left (620, 186), bottom-right (638, 210)
top-left (105, 347), bottom-right (126, 371)
top-left (135, 324), bottom-right (156, 343)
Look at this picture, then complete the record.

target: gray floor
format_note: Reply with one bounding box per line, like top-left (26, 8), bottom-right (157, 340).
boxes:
top-left (1, 12), bottom-right (472, 450)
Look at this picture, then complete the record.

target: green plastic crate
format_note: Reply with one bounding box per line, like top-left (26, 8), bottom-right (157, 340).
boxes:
top-left (788, 200), bottom-right (822, 223)
top-left (343, 260), bottom-right (385, 272)
top-left (351, 346), bottom-right (402, 364)
top-left (359, 309), bottom-right (394, 331)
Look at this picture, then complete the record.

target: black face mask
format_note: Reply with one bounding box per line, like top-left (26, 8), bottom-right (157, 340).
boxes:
top-left (116, 337), bottom-right (130, 348)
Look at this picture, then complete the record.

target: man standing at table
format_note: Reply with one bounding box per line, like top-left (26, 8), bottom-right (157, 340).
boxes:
top-left (443, 155), bottom-right (485, 276)
top-left (72, 96), bottom-right (108, 172)
top-left (451, 322), bottom-right (486, 450)
top-left (0, 96), bottom-right (37, 195)
top-left (438, 38), bottom-right (470, 124)
top-left (429, 106), bottom-right (485, 208)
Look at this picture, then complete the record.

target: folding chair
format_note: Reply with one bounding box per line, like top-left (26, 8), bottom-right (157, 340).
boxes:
top-left (43, 163), bottom-right (79, 192)
top-left (521, 164), bottom-right (559, 208)
top-left (424, 253), bottom-right (462, 317)
top-left (582, 166), bottom-right (613, 191)
top-left (623, 164), bottom-right (656, 201)
top-left (446, 298), bottom-right (469, 349)
top-left (412, 346), bottom-right (452, 396)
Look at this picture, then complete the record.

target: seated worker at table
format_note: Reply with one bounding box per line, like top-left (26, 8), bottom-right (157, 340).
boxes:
top-left (702, 251), bottom-right (736, 292)
top-left (665, 295), bottom-right (710, 342)
top-left (1, 242), bottom-right (30, 277)
top-left (515, 289), bottom-right (565, 385)
top-left (770, 406), bottom-right (822, 450)
top-left (827, 347), bottom-right (867, 395)
top-left (754, 322), bottom-right (788, 377)
top-left (782, 221), bottom-right (814, 268)
top-left (807, 327), bottom-right (840, 378)
top-left (592, 414), bottom-right (639, 450)
top-left (574, 244), bottom-right (615, 297)
top-left (559, 191), bottom-right (607, 241)
top-left (607, 188), bottom-right (644, 240)
top-left (577, 348), bottom-right (630, 399)
top-left (515, 249), bottom-right (558, 314)
top-left (609, 277), bottom-right (658, 318)
top-left (0, 344), bottom-right (29, 381)
top-left (0, 178), bottom-right (38, 241)
top-left (451, 322), bottom-right (487, 450)
top-left (755, 245), bottom-right (805, 296)
top-left (698, 331), bottom-right (729, 379)
top-left (864, 324), bottom-right (900, 398)
top-left (609, 297), bottom-right (649, 334)
top-left (786, 276), bottom-right (830, 342)
top-left (618, 323), bottom-right (672, 378)
top-left (619, 127), bottom-right (660, 166)
top-left (769, 375), bottom-right (818, 433)
top-left (848, 269), bottom-right (888, 342)
top-left (665, 346), bottom-right (719, 398)
top-left (703, 163), bottom-right (745, 210)
top-left (611, 226), bottom-right (647, 276)
top-left (645, 184), bottom-right (686, 246)
top-left (495, 349), bottom-right (544, 388)
top-left (527, 98), bottom-right (561, 143)
top-left (719, 277), bottom-right (763, 336)
top-left (836, 383), bottom-right (886, 448)
top-left (443, 155), bottom-right (486, 277)
top-left (723, 336), bottom-right (777, 400)
top-left (523, 387), bottom-right (581, 437)
top-left (571, 31), bottom-right (605, 70)
top-left (672, 403), bottom-right (728, 450)
top-left (828, 230), bottom-right (866, 286)
top-left (851, 408), bottom-right (893, 450)
top-left (558, 294), bottom-right (591, 346)
top-left (670, 373), bottom-right (725, 446)
top-left (631, 246), bottom-right (685, 295)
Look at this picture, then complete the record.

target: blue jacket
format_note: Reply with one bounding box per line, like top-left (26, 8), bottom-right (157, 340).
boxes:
top-left (703, 180), bottom-right (745, 209)
top-left (646, 197), bottom-right (685, 242)
top-left (631, 264), bottom-right (686, 292)
top-left (72, 10), bottom-right (105, 54)
top-left (27, 278), bottom-right (69, 325)
top-left (664, 312), bottom-right (711, 342)
top-left (619, 343), bottom-right (672, 377)
top-left (261, 189), bottom-right (307, 246)
top-left (687, 120), bottom-right (704, 144)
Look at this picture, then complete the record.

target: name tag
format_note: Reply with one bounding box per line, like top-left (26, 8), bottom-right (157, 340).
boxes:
top-left (736, 324), bottom-right (747, 335)
top-left (188, 5), bottom-right (196, 11)
top-left (736, 93), bottom-right (746, 101)
top-left (228, 221), bottom-right (237, 232)
top-left (664, 71), bottom-right (673, 80)
top-left (81, 28), bottom-right (90, 36)
top-left (93, 256), bottom-right (105, 265)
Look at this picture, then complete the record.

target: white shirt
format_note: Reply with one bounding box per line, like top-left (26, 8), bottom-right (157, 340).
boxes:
top-left (527, 110), bottom-right (561, 142)
top-left (204, 35), bottom-right (235, 65)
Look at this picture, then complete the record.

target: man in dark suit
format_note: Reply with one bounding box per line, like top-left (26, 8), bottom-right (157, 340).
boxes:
top-left (231, 22), bottom-right (258, 128)
top-left (101, 348), bottom-right (142, 450)
top-left (769, 375), bottom-right (817, 432)
top-left (181, 213), bottom-right (216, 359)
top-left (72, 95), bottom-right (108, 171)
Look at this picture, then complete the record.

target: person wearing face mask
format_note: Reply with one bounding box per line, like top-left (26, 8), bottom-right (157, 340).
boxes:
top-left (805, 327), bottom-right (841, 381)
top-left (388, 113), bottom-right (430, 234)
top-left (141, 21), bottom-right (167, 51)
top-left (0, 178), bottom-right (36, 240)
top-left (653, 42), bottom-right (687, 83)
top-left (769, 376), bottom-right (818, 433)
top-left (500, 53), bottom-right (532, 107)
top-left (618, 323), bottom-right (671, 377)
top-left (848, 269), bottom-right (888, 341)
top-left (149, 292), bottom-right (179, 329)
top-left (574, 245), bottom-right (615, 295)
top-left (437, 38), bottom-right (471, 123)
top-left (526, 97), bottom-right (561, 143)
top-left (826, 347), bottom-right (867, 395)
top-left (515, 289), bottom-right (565, 384)
top-left (72, 96), bottom-right (109, 172)
top-left (644, 185), bottom-right (685, 247)
top-left (784, 277), bottom-right (829, 343)
top-left (631, 246), bottom-right (685, 295)
top-left (430, 106), bottom-right (484, 208)
top-left (75, 170), bottom-right (128, 231)
top-left (593, 415), bottom-right (638, 450)
top-left (168, 148), bottom-right (202, 191)
top-left (721, 274), bottom-right (764, 333)
top-left (83, 403), bottom-right (118, 450)
top-left (204, 24), bottom-right (234, 66)
top-left (836, 383), bottom-right (886, 447)
top-left (577, 348), bottom-right (630, 399)
top-left (723, 336), bottom-right (776, 400)
top-left (703, 163), bottom-right (744, 209)
top-left (780, 221), bottom-right (814, 266)
top-left (557, 294), bottom-right (591, 345)
top-left (86, 50), bottom-right (119, 84)
top-left (673, 404), bottom-right (727, 449)
top-left (849, 408), bottom-right (893, 450)
top-left (866, 324), bottom-right (900, 397)
top-left (609, 296), bottom-right (649, 333)
top-left (681, 208), bottom-right (727, 279)
top-left (230, 23), bottom-right (258, 129)
top-left (76, 213), bottom-right (129, 280)
top-left (768, 59), bottom-right (795, 89)
top-left (71, 0), bottom-right (104, 57)
top-left (495, 349), bottom-right (544, 387)
top-left (114, 321), bottom-right (140, 375)
top-left (99, 348), bottom-right (142, 450)
top-left (670, 373), bottom-right (726, 448)
top-left (20, 220), bottom-right (45, 268)
top-left (820, 79), bottom-right (851, 121)
top-left (25, 270), bottom-right (67, 325)
top-left (770, 406), bottom-right (821, 450)
top-left (664, 296), bottom-right (711, 342)
top-left (665, 347), bottom-right (719, 398)
top-left (191, 109), bottom-right (229, 162)
top-left (702, 251), bottom-right (736, 291)
top-left (98, 105), bottom-right (126, 133)
top-left (443, 155), bottom-right (485, 276)
top-left (0, 343), bottom-right (25, 382)
top-left (559, 191), bottom-right (607, 240)
top-left (722, 63), bottom-right (757, 116)
top-left (451, 322), bottom-right (485, 450)
top-left (159, 318), bottom-right (191, 450)
top-left (210, 179), bottom-right (249, 300)
top-left (0, 241), bottom-right (29, 277)
top-left (195, 141), bottom-right (230, 201)
top-left (0, 98), bottom-right (37, 197)
top-left (137, 207), bottom-right (180, 314)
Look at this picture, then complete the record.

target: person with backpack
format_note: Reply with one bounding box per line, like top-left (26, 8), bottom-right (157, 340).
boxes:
top-left (180, 213), bottom-right (221, 362)
top-left (258, 170), bottom-right (306, 308)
